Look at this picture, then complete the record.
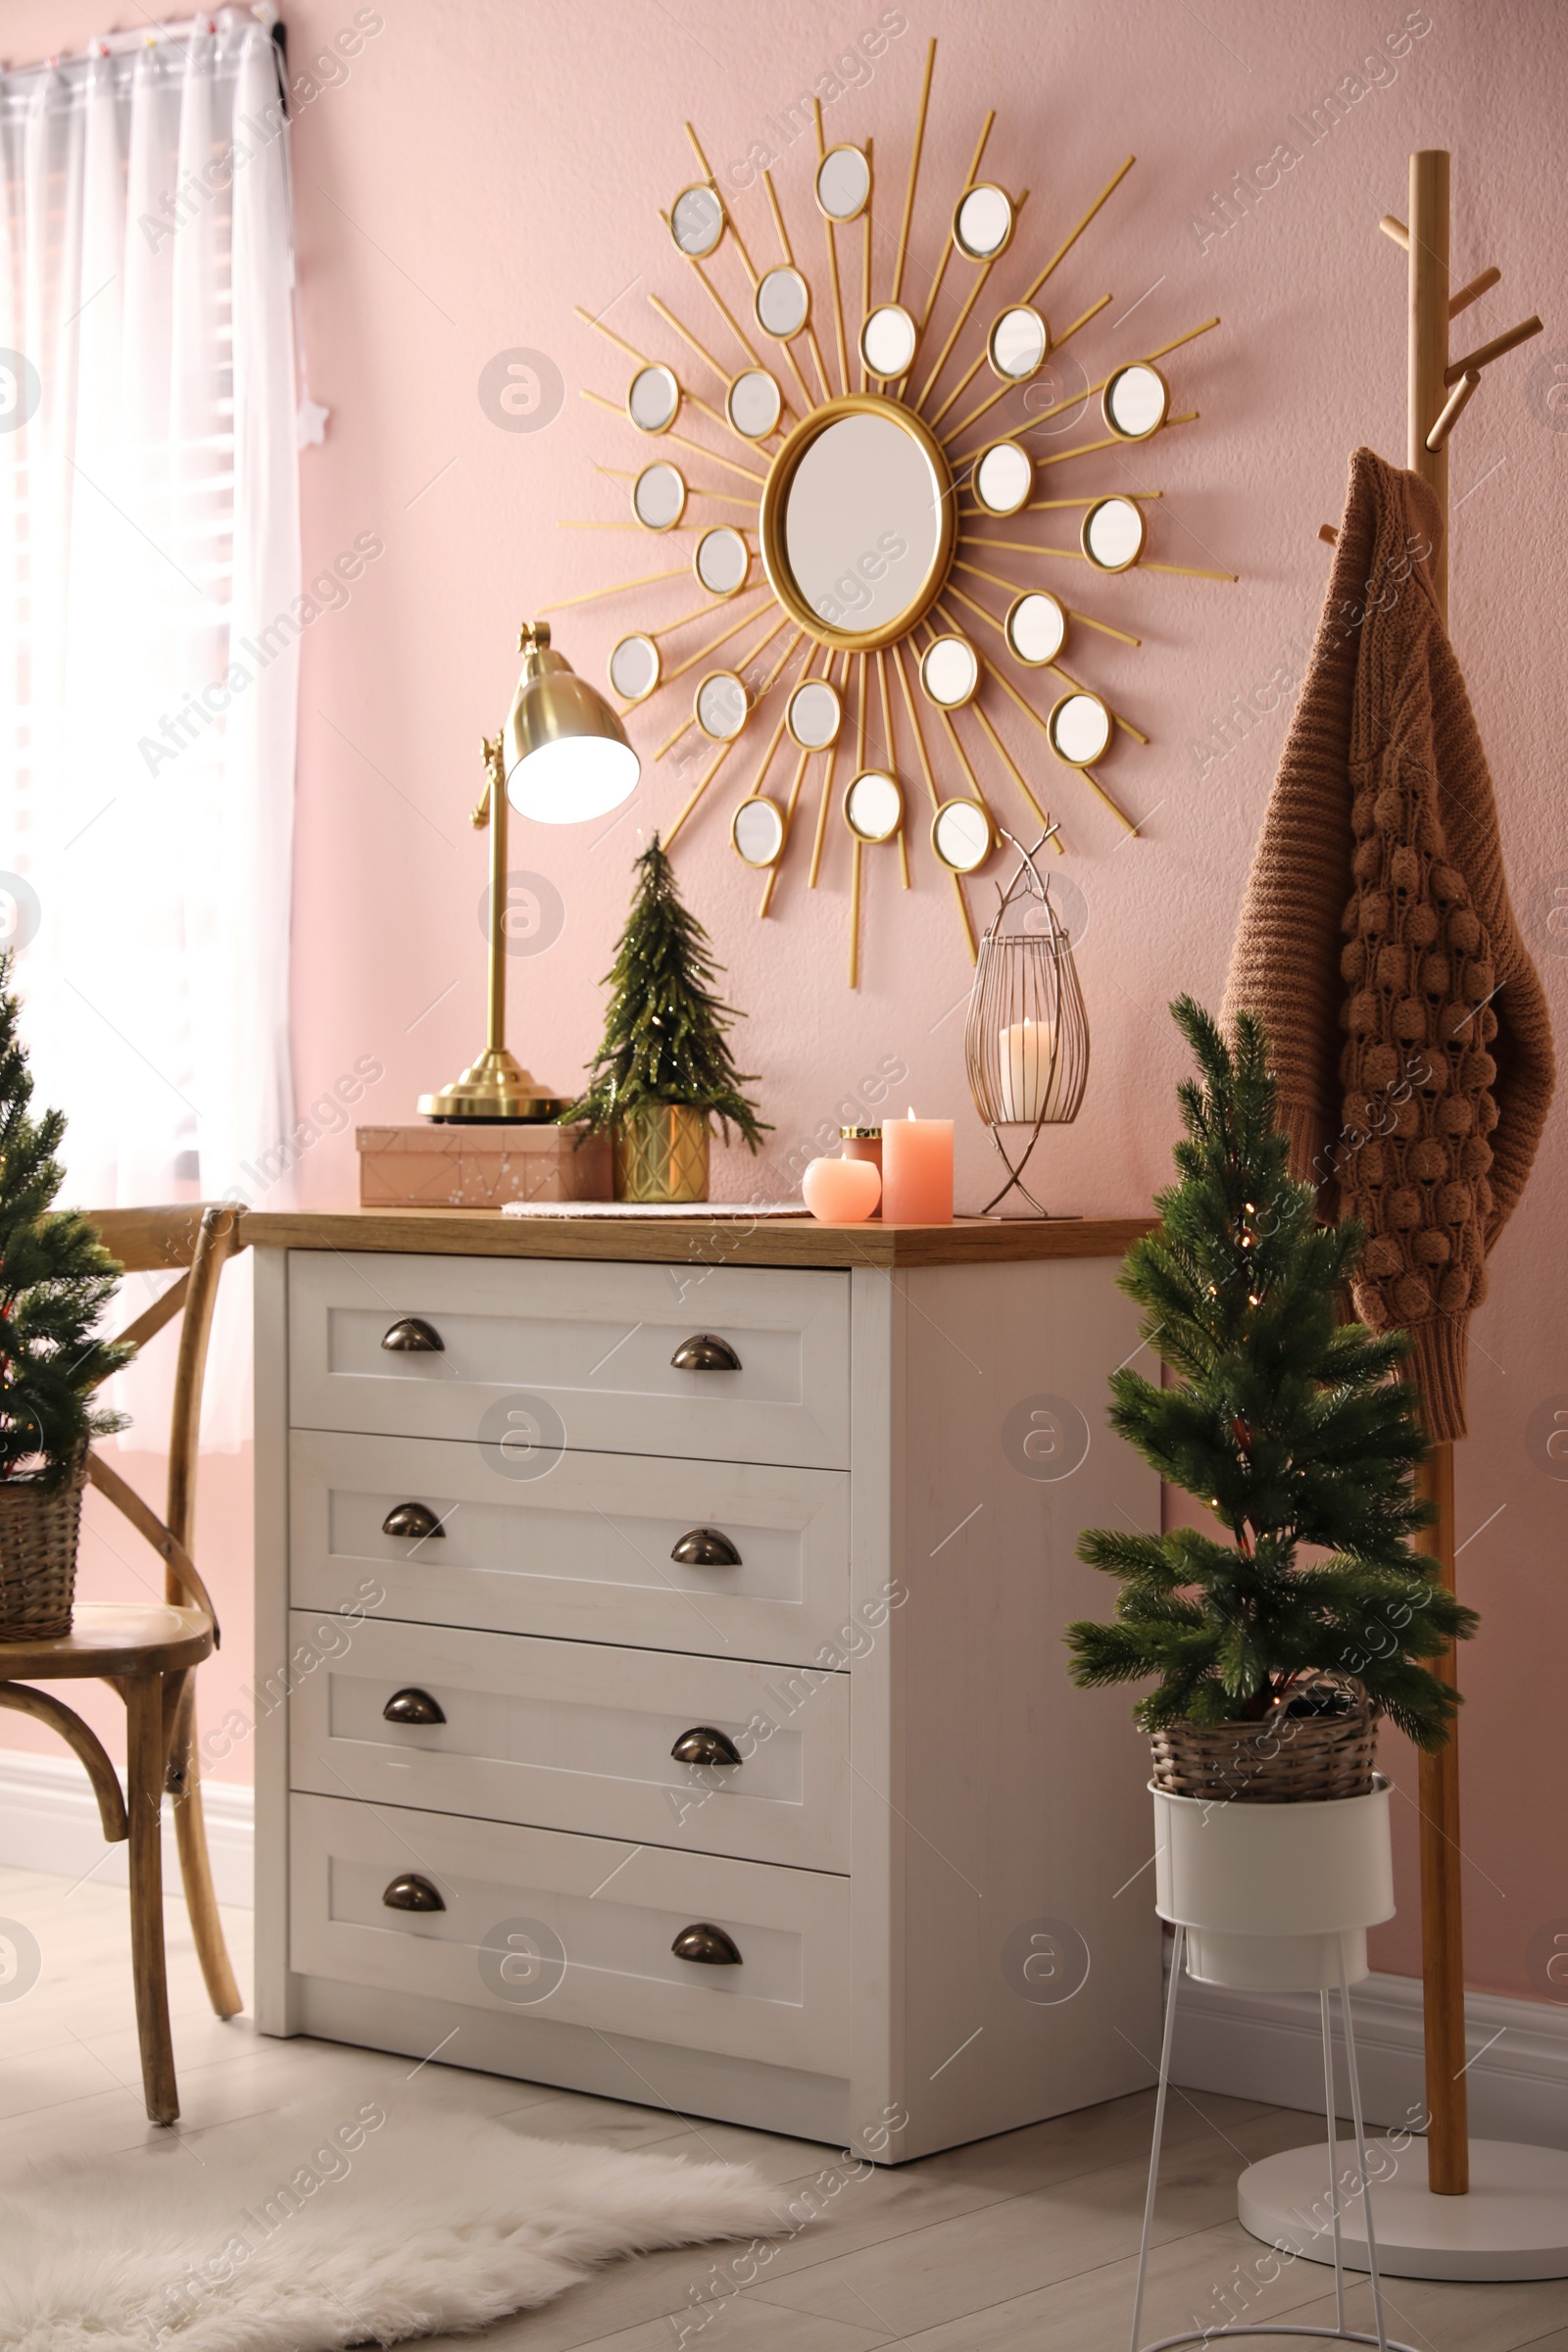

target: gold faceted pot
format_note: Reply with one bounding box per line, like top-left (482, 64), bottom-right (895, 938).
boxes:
top-left (612, 1104), bottom-right (710, 1204)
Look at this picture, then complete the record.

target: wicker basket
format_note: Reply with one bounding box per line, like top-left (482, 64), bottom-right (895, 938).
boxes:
top-left (0, 1457), bottom-right (88, 1642)
top-left (1150, 1675), bottom-right (1377, 1804)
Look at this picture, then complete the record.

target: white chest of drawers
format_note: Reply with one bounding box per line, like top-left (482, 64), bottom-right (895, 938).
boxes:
top-left (251, 1210), bottom-right (1162, 2161)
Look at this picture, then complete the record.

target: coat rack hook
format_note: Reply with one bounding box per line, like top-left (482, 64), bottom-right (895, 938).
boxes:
top-left (1379, 213), bottom-right (1408, 248)
top-left (1446, 313), bottom-right (1544, 384)
top-left (1448, 265), bottom-right (1500, 318)
top-left (1425, 369), bottom-right (1481, 453)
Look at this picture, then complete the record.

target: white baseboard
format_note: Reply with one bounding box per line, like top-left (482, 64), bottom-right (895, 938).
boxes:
top-left (0, 1748), bottom-right (254, 1909)
top-left (1173, 1965), bottom-right (1568, 2151)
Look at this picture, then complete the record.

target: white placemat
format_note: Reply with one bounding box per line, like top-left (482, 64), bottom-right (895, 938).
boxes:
top-left (502, 1200), bottom-right (808, 1218)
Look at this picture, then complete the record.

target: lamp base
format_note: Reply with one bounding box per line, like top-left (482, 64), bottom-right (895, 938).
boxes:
top-left (417, 1048), bottom-right (569, 1124)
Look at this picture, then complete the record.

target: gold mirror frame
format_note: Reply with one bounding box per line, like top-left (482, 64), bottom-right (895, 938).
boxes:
top-left (560, 58), bottom-right (1236, 985)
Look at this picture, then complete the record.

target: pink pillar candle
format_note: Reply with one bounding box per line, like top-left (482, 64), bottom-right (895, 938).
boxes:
top-left (880, 1109), bottom-right (954, 1224)
top-left (803, 1154), bottom-right (882, 1223)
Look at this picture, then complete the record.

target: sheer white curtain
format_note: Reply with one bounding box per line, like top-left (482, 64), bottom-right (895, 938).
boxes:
top-left (0, 13), bottom-right (300, 1445)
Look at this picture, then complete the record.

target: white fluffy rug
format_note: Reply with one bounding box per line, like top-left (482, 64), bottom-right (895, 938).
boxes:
top-left (0, 2099), bottom-right (787, 2351)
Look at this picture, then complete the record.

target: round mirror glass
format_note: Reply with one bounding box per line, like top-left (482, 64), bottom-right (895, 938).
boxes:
top-left (931, 798), bottom-right (992, 873)
top-left (1103, 362), bottom-right (1169, 441)
top-left (816, 143), bottom-right (870, 221)
top-left (920, 634), bottom-right (980, 710)
top-left (670, 182), bottom-right (724, 259)
top-left (1004, 590), bottom-right (1067, 666)
top-left (757, 266), bottom-right (809, 340)
top-left (633, 462), bottom-right (686, 530)
top-left (954, 183), bottom-right (1013, 261)
top-left (695, 670), bottom-right (750, 741)
top-left (859, 305), bottom-right (917, 380)
top-left (988, 306), bottom-right (1049, 381)
top-left (1082, 494), bottom-right (1147, 571)
top-left (773, 407), bottom-right (949, 646)
top-left (727, 368), bottom-right (782, 439)
top-left (609, 633), bottom-right (661, 702)
top-left (844, 769), bottom-right (903, 842)
top-left (788, 678), bottom-right (842, 749)
top-left (1049, 690), bottom-right (1113, 766)
top-left (973, 440), bottom-right (1033, 517)
top-left (627, 364), bottom-right (679, 433)
top-left (694, 526), bottom-right (750, 595)
top-left (732, 796), bottom-right (786, 867)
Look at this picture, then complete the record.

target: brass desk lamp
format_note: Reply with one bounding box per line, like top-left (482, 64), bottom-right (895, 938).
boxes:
top-left (419, 620), bottom-right (639, 1121)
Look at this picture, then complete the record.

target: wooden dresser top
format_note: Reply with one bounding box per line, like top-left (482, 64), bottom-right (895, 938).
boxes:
top-left (234, 1206), bottom-right (1154, 1270)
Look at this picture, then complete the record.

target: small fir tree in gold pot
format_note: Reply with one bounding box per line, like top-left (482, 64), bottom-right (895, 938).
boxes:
top-left (563, 838), bottom-right (768, 1202)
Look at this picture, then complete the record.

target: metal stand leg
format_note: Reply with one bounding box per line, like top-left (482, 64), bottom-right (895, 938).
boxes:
top-left (1321, 1990), bottom-right (1347, 2336)
top-left (1129, 1925), bottom-right (1186, 2352)
top-left (1129, 1930), bottom-right (1419, 2352)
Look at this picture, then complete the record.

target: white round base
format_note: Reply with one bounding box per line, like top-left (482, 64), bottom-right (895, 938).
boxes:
top-left (1239, 2138), bottom-right (1568, 2281)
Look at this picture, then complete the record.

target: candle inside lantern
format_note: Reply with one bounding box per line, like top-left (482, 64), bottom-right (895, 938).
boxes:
top-left (998, 1017), bottom-right (1056, 1124)
top-left (803, 1154), bottom-right (882, 1223)
top-left (880, 1107), bottom-right (954, 1224)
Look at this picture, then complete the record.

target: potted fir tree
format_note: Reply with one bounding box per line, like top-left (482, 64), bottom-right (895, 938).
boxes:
top-left (564, 837), bottom-right (768, 1202)
top-left (0, 956), bottom-right (134, 1639)
top-left (1066, 1000), bottom-right (1476, 1986)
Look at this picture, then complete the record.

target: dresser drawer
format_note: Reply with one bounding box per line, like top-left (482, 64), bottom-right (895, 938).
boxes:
top-left (289, 1791), bottom-right (850, 2076)
top-left (289, 1430), bottom-right (851, 1664)
top-left (286, 1252), bottom-right (849, 1469)
top-left (288, 1611), bottom-right (849, 1872)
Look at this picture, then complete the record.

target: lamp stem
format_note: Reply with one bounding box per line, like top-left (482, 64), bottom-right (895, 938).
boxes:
top-left (487, 754), bottom-right (509, 1056)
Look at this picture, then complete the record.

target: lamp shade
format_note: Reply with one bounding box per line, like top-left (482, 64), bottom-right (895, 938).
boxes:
top-left (505, 623), bottom-right (640, 823)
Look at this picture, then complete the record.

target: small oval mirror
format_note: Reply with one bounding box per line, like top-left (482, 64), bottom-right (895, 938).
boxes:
top-left (788, 677), bottom-right (842, 749)
top-left (859, 304), bottom-right (917, 380)
top-left (694, 526), bottom-right (750, 596)
top-left (732, 796), bottom-right (786, 867)
top-left (844, 769), bottom-right (903, 843)
top-left (695, 669), bottom-right (750, 741)
top-left (920, 634), bottom-right (980, 710)
top-left (627, 363), bottom-right (679, 434)
top-left (1004, 590), bottom-right (1067, 666)
top-left (757, 266), bottom-right (810, 340)
top-left (988, 306), bottom-right (1049, 382)
top-left (931, 798), bottom-right (993, 874)
top-left (633, 462), bottom-right (687, 532)
top-left (954, 183), bottom-right (1014, 261)
top-left (670, 181), bottom-right (724, 259)
top-left (727, 368), bottom-right (782, 440)
top-left (973, 441), bottom-right (1033, 517)
top-left (1049, 689), bottom-right (1113, 767)
top-left (816, 142), bottom-right (871, 221)
top-left (1082, 494), bottom-right (1147, 572)
top-left (609, 633), bottom-right (661, 702)
top-left (1103, 362), bottom-right (1169, 441)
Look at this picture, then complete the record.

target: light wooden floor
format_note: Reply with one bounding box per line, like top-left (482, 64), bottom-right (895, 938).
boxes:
top-left (2, 1860), bottom-right (1564, 2352)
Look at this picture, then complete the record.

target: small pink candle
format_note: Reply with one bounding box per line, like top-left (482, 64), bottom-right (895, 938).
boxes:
top-left (803, 1154), bottom-right (882, 1223)
top-left (881, 1107), bottom-right (954, 1225)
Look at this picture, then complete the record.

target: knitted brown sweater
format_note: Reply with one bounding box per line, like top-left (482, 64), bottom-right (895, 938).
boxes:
top-left (1223, 447), bottom-right (1554, 1441)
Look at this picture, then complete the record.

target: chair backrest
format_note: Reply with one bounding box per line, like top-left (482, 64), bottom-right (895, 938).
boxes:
top-left (85, 1204), bottom-right (251, 1634)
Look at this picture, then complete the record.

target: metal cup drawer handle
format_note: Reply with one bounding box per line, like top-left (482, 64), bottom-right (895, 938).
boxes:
top-left (381, 1316), bottom-right (444, 1352)
top-left (671, 1922), bottom-right (743, 1965)
top-left (382, 1874), bottom-right (445, 1913)
top-left (670, 1726), bottom-right (742, 1767)
top-left (382, 1688), bottom-right (446, 1726)
top-left (670, 1527), bottom-right (741, 1568)
top-left (381, 1501), bottom-right (445, 1541)
top-left (669, 1333), bottom-right (741, 1371)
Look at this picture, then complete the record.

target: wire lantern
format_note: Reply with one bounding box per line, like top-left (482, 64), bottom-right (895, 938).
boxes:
top-left (964, 830), bottom-right (1090, 1216)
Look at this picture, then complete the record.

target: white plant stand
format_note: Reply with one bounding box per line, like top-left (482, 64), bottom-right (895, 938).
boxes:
top-left (1132, 1777), bottom-right (1424, 2352)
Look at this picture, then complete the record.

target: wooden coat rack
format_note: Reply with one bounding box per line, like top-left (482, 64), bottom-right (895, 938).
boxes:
top-left (1317, 151), bottom-right (1544, 2211)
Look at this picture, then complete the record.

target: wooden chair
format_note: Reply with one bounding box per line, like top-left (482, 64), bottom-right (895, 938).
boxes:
top-left (0, 1203), bottom-right (247, 2123)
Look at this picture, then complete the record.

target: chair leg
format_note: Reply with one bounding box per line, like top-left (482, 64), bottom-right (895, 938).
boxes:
top-left (167, 1677), bottom-right (243, 2019)
top-left (126, 1674), bottom-right (179, 2125)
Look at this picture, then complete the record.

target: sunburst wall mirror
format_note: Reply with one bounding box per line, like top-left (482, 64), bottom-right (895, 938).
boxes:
top-left (553, 35), bottom-right (1235, 984)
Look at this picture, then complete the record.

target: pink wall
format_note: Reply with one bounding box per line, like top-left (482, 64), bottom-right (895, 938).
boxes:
top-left (6, 0), bottom-right (1565, 2008)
